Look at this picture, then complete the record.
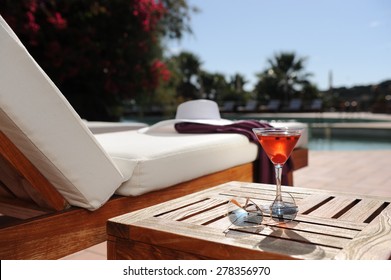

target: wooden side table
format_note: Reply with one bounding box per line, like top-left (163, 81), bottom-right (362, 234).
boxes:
top-left (107, 181), bottom-right (391, 260)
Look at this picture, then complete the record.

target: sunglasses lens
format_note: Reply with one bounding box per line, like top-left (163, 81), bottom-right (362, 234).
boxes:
top-left (227, 198), bottom-right (263, 227)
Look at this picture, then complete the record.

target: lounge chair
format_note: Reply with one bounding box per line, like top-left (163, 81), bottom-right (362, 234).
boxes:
top-left (0, 16), bottom-right (308, 259)
top-left (284, 98), bottom-right (303, 112)
top-left (308, 99), bottom-right (323, 112)
top-left (237, 100), bottom-right (258, 112)
top-left (220, 100), bottom-right (236, 112)
top-left (265, 99), bottom-right (281, 112)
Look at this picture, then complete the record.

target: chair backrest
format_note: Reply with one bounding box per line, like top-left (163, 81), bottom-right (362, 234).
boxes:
top-left (267, 99), bottom-right (281, 111)
top-left (221, 101), bottom-right (235, 112)
top-left (244, 100), bottom-right (258, 111)
top-left (288, 99), bottom-right (302, 111)
top-left (310, 99), bottom-right (323, 111)
top-left (0, 16), bottom-right (124, 210)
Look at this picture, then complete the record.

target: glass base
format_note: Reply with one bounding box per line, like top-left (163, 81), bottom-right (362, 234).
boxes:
top-left (270, 201), bottom-right (298, 222)
top-left (262, 192), bottom-right (298, 223)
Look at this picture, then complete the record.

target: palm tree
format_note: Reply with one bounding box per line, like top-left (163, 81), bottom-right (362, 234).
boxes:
top-left (229, 73), bottom-right (247, 93)
top-left (255, 52), bottom-right (313, 106)
top-left (171, 51), bottom-right (202, 99)
top-left (198, 71), bottom-right (227, 100)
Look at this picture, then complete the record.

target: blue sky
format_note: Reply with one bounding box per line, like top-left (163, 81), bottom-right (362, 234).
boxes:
top-left (167, 0), bottom-right (391, 91)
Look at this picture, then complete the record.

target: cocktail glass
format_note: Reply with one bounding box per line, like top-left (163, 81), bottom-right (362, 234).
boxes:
top-left (252, 127), bottom-right (303, 223)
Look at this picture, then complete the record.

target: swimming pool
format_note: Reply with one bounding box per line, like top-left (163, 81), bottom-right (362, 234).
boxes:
top-left (123, 112), bottom-right (391, 151)
top-left (281, 123), bottom-right (391, 151)
top-left (232, 113), bottom-right (391, 151)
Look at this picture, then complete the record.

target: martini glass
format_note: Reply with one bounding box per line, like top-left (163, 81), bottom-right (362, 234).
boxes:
top-left (252, 127), bottom-right (303, 223)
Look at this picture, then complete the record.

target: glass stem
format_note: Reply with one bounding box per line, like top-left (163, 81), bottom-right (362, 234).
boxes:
top-left (274, 164), bottom-right (283, 203)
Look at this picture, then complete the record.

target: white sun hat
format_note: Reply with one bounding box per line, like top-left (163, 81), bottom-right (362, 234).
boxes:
top-left (140, 99), bottom-right (233, 134)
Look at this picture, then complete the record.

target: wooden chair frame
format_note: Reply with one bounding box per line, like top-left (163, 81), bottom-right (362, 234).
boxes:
top-left (0, 131), bottom-right (307, 259)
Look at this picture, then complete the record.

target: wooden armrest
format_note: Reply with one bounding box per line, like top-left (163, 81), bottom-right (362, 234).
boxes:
top-left (0, 131), bottom-right (68, 212)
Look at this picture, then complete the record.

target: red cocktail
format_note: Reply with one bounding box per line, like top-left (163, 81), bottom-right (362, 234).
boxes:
top-left (256, 134), bottom-right (300, 165)
top-left (253, 127), bottom-right (303, 223)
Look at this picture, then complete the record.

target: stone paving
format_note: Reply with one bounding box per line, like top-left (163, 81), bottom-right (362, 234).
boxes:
top-left (294, 150), bottom-right (391, 197)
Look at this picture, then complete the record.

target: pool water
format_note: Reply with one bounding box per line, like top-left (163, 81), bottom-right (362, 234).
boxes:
top-left (123, 115), bottom-right (391, 151)
top-left (244, 116), bottom-right (391, 151)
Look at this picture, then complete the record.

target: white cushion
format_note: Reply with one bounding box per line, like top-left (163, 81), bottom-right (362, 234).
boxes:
top-left (0, 16), bottom-right (124, 210)
top-left (85, 121), bottom-right (148, 134)
top-left (95, 129), bottom-right (258, 196)
top-left (89, 119), bottom-right (306, 199)
top-left (95, 120), bottom-right (307, 197)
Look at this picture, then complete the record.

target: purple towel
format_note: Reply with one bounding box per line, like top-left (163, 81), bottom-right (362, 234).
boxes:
top-left (174, 120), bottom-right (293, 185)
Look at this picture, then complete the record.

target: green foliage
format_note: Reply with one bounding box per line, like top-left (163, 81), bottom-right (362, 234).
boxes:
top-left (0, 0), bottom-right (192, 120)
top-left (254, 52), bottom-right (318, 106)
top-left (2, 1), bottom-right (331, 116)
top-left (169, 51), bottom-right (201, 100)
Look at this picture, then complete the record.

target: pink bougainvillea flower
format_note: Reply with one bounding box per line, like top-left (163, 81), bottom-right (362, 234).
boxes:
top-left (47, 12), bottom-right (67, 29)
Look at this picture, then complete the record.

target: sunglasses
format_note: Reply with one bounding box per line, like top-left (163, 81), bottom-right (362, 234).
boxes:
top-left (224, 196), bottom-right (297, 233)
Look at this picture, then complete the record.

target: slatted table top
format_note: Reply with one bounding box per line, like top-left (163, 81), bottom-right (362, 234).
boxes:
top-left (107, 181), bottom-right (391, 260)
